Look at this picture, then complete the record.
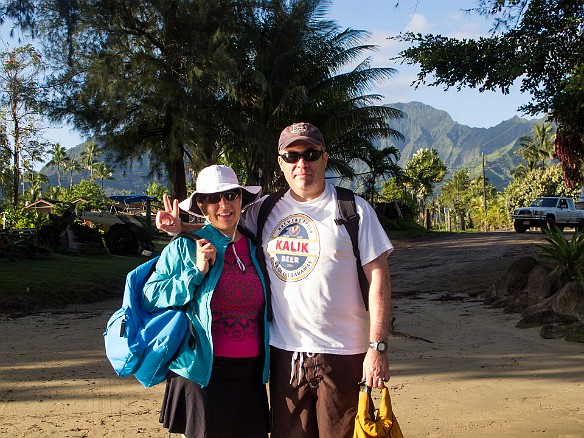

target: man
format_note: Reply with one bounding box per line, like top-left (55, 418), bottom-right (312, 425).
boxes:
top-left (157, 122), bottom-right (393, 438)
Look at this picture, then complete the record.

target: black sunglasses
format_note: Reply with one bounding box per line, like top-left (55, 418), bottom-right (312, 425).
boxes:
top-left (279, 149), bottom-right (324, 163)
top-left (197, 190), bottom-right (241, 204)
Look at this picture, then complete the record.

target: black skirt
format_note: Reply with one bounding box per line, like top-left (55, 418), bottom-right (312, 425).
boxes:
top-left (160, 356), bottom-right (269, 438)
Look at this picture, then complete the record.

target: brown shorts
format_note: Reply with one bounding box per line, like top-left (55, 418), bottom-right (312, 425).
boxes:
top-left (269, 347), bottom-right (365, 438)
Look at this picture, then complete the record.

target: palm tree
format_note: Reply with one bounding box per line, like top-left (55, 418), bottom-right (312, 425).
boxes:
top-left (405, 148), bottom-right (447, 227)
top-left (515, 135), bottom-right (540, 171)
top-left (515, 122), bottom-right (556, 171)
top-left (63, 158), bottom-right (83, 188)
top-left (533, 122), bottom-right (556, 163)
top-left (358, 145), bottom-right (402, 205)
top-left (220, 0), bottom-right (405, 190)
top-left (47, 143), bottom-right (69, 188)
top-left (94, 162), bottom-right (114, 190)
top-left (510, 163), bottom-right (528, 180)
top-left (80, 142), bottom-right (102, 180)
top-left (440, 169), bottom-right (471, 230)
top-left (23, 171), bottom-right (49, 204)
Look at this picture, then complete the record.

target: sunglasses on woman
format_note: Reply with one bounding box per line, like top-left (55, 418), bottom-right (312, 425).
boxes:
top-left (197, 190), bottom-right (241, 204)
top-left (279, 149), bottom-right (324, 163)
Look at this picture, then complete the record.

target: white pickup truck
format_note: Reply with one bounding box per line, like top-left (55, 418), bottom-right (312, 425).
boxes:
top-left (512, 196), bottom-right (584, 233)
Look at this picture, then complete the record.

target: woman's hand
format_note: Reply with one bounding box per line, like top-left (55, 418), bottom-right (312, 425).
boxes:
top-left (156, 194), bottom-right (182, 235)
top-left (195, 238), bottom-right (216, 276)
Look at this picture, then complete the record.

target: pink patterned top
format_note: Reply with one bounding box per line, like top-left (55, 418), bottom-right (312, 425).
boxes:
top-left (211, 236), bottom-right (264, 358)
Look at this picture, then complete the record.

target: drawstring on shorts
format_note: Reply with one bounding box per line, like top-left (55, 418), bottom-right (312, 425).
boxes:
top-left (289, 352), bottom-right (317, 385)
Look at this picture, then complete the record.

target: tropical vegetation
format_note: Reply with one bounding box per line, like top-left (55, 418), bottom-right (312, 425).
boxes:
top-left (0, 0), bottom-right (583, 238)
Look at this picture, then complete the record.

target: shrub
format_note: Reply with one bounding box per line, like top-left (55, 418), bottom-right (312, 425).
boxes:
top-left (537, 227), bottom-right (584, 285)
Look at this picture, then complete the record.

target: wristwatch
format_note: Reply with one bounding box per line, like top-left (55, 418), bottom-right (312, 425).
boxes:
top-left (369, 340), bottom-right (388, 353)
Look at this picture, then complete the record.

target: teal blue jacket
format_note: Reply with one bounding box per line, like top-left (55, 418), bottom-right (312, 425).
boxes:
top-left (142, 224), bottom-right (269, 387)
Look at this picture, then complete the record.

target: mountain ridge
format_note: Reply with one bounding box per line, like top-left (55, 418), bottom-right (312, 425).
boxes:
top-left (41, 101), bottom-right (542, 192)
top-left (377, 102), bottom-right (542, 189)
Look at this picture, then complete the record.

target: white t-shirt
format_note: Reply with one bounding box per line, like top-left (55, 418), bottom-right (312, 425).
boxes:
top-left (242, 183), bottom-right (393, 354)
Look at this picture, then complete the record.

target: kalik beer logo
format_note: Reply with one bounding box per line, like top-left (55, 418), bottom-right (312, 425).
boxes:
top-left (266, 214), bottom-right (319, 281)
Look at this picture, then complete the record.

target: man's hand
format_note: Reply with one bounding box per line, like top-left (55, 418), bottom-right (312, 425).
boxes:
top-left (156, 194), bottom-right (183, 235)
top-left (362, 349), bottom-right (390, 389)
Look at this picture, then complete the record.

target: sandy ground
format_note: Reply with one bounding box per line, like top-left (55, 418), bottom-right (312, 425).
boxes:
top-left (1, 231), bottom-right (583, 437)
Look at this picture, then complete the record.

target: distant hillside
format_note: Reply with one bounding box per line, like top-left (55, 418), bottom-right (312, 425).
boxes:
top-left (41, 142), bottom-right (167, 194)
top-left (41, 102), bottom-right (543, 193)
top-left (376, 102), bottom-right (544, 189)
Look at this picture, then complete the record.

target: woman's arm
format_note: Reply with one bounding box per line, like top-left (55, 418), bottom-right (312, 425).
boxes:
top-left (142, 238), bottom-right (205, 310)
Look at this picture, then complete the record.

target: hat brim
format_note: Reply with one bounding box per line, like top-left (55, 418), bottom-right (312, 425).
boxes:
top-left (178, 186), bottom-right (262, 218)
top-left (279, 136), bottom-right (323, 151)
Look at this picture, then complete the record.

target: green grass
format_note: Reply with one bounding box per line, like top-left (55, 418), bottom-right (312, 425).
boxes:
top-left (0, 254), bottom-right (146, 313)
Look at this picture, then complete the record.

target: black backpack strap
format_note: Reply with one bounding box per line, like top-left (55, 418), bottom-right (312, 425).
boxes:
top-left (255, 189), bottom-right (287, 322)
top-left (334, 186), bottom-right (370, 310)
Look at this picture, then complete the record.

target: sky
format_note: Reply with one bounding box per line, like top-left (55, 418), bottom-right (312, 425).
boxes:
top-left (1, 0), bottom-right (534, 161)
top-left (328, 0), bottom-right (531, 128)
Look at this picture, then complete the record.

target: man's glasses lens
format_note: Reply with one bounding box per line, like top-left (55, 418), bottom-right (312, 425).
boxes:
top-left (198, 190), bottom-right (240, 204)
top-left (280, 149), bottom-right (324, 163)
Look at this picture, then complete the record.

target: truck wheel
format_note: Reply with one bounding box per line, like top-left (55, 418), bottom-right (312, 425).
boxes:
top-left (541, 216), bottom-right (556, 233)
top-left (513, 221), bottom-right (528, 233)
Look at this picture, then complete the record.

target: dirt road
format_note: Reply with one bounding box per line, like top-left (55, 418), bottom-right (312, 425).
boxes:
top-left (390, 231), bottom-right (545, 297)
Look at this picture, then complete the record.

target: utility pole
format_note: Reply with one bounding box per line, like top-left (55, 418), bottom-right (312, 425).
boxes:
top-left (482, 152), bottom-right (487, 232)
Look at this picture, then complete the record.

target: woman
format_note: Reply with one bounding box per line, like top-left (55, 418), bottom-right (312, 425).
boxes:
top-left (143, 165), bottom-right (269, 438)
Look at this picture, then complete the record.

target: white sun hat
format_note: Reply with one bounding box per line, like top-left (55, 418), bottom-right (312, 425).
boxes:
top-left (178, 165), bottom-right (262, 217)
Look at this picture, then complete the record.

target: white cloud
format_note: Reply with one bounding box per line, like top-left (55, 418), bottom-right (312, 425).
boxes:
top-left (404, 13), bottom-right (430, 33)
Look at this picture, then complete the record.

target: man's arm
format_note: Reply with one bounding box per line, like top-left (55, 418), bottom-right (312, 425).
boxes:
top-left (361, 251), bottom-right (392, 388)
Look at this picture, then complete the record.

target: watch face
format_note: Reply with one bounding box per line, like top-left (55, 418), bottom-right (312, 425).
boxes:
top-left (370, 341), bottom-right (388, 352)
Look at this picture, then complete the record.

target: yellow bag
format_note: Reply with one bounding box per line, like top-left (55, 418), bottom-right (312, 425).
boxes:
top-left (353, 385), bottom-right (404, 438)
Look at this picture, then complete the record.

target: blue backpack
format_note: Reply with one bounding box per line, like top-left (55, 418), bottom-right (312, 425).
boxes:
top-left (103, 233), bottom-right (199, 387)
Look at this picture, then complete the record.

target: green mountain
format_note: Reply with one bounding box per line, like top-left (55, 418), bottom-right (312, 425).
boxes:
top-left (377, 101), bottom-right (543, 189)
top-left (41, 101), bottom-right (542, 193)
top-left (41, 142), bottom-right (167, 195)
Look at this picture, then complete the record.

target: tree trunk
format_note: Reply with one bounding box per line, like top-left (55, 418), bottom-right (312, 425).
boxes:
top-left (167, 154), bottom-right (188, 220)
top-left (11, 103), bottom-right (20, 207)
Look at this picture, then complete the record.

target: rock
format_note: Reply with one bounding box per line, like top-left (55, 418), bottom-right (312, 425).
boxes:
top-left (521, 295), bottom-right (554, 316)
top-left (565, 322), bottom-right (584, 343)
top-left (491, 256), bottom-right (538, 299)
top-left (526, 264), bottom-right (555, 306)
top-left (489, 295), bottom-right (517, 309)
top-left (573, 300), bottom-right (584, 322)
top-left (539, 322), bottom-right (584, 343)
top-left (551, 282), bottom-right (584, 321)
top-left (540, 323), bottom-right (568, 339)
top-left (503, 293), bottom-right (529, 314)
top-left (515, 309), bottom-right (566, 329)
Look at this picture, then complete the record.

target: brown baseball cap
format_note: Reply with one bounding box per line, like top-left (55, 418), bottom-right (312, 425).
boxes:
top-left (278, 122), bottom-right (325, 151)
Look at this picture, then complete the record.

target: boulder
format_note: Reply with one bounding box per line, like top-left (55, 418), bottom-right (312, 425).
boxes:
top-left (515, 309), bottom-right (565, 329)
top-left (551, 282), bottom-right (584, 322)
top-left (540, 322), bottom-right (584, 343)
top-left (525, 264), bottom-right (555, 306)
top-left (503, 293), bottom-right (529, 314)
top-left (491, 256), bottom-right (538, 299)
top-left (565, 322), bottom-right (584, 343)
